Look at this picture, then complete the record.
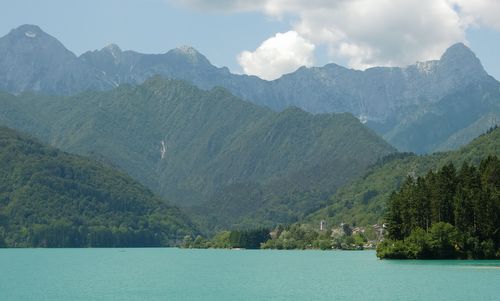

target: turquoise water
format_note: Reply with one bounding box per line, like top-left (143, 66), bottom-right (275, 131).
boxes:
top-left (1, 249), bottom-right (499, 301)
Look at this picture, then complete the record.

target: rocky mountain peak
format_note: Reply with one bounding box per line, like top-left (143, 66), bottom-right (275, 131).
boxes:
top-left (0, 24), bottom-right (71, 56)
top-left (176, 45), bottom-right (199, 55)
top-left (439, 42), bottom-right (487, 76)
top-left (100, 43), bottom-right (123, 63)
top-left (103, 43), bottom-right (122, 53)
top-left (168, 45), bottom-right (211, 66)
top-left (441, 42), bottom-right (476, 60)
top-left (0, 25), bottom-right (108, 94)
top-left (8, 24), bottom-right (44, 39)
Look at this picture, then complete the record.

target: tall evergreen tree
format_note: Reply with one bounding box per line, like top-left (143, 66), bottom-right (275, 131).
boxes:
top-left (378, 157), bottom-right (500, 259)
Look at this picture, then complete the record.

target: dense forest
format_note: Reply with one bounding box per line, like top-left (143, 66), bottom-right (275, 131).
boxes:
top-left (0, 127), bottom-right (197, 247)
top-left (377, 155), bottom-right (500, 259)
top-left (0, 77), bottom-right (395, 230)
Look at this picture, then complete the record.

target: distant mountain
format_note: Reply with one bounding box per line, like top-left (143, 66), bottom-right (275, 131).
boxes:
top-left (305, 126), bottom-right (500, 228)
top-left (0, 126), bottom-right (197, 247)
top-left (1, 24), bottom-right (498, 153)
top-left (384, 84), bottom-right (499, 153)
top-left (0, 25), bottom-right (111, 94)
top-left (0, 78), bottom-right (395, 230)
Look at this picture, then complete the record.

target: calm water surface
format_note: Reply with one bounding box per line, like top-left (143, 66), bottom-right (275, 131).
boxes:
top-left (1, 249), bottom-right (499, 301)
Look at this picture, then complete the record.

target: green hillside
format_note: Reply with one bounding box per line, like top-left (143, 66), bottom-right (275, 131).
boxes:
top-left (0, 77), bottom-right (395, 230)
top-left (191, 107), bottom-right (398, 230)
top-left (306, 126), bottom-right (500, 228)
top-left (0, 127), bottom-right (196, 247)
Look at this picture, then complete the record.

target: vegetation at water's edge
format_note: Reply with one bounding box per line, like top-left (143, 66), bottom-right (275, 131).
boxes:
top-left (261, 223), bottom-right (379, 250)
top-left (181, 228), bottom-right (270, 249)
top-left (181, 223), bottom-right (381, 251)
top-left (377, 156), bottom-right (499, 259)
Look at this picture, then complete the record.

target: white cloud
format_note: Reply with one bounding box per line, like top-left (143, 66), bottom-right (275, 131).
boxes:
top-left (237, 31), bottom-right (315, 80)
top-left (292, 0), bottom-right (465, 69)
top-left (174, 0), bottom-right (500, 77)
top-left (452, 0), bottom-right (500, 30)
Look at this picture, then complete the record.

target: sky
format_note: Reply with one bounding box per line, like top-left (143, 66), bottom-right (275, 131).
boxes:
top-left (1, 0), bottom-right (500, 80)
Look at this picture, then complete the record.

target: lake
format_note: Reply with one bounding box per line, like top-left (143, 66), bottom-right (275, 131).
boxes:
top-left (1, 249), bottom-right (499, 300)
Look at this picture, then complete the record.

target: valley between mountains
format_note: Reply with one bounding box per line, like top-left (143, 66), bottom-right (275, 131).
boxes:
top-left (0, 24), bottom-right (498, 255)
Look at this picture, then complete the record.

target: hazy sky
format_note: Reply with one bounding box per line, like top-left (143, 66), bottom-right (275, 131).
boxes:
top-left (1, 0), bottom-right (500, 80)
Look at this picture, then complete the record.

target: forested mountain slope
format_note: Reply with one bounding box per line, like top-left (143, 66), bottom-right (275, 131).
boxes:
top-left (0, 127), bottom-right (197, 247)
top-left (306, 126), bottom-right (500, 228)
top-left (0, 78), bottom-right (395, 230)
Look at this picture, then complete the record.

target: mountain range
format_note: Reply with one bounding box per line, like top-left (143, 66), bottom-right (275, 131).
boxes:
top-left (1, 24), bottom-right (499, 154)
top-left (0, 23), bottom-right (499, 238)
top-left (0, 77), bottom-right (395, 230)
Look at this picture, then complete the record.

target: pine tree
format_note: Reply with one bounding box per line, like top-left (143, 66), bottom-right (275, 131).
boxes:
top-left (379, 156), bottom-right (500, 259)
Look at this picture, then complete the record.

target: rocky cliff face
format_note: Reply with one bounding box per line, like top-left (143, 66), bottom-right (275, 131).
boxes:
top-left (252, 43), bottom-right (490, 121)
